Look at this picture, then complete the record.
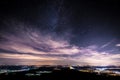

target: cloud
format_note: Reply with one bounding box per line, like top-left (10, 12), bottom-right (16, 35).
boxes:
top-left (116, 44), bottom-right (120, 47)
top-left (0, 22), bottom-right (120, 66)
top-left (71, 47), bottom-right (120, 66)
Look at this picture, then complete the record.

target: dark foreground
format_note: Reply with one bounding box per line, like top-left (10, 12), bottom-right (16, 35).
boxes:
top-left (0, 69), bottom-right (120, 80)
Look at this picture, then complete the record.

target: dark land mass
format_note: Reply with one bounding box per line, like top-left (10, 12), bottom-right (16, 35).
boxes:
top-left (0, 67), bottom-right (120, 80)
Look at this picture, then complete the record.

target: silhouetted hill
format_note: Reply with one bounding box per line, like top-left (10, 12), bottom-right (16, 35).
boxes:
top-left (0, 69), bottom-right (120, 80)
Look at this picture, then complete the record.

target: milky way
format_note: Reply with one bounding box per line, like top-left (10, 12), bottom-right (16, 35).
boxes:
top-left (0, 0), bottom-right (120, 66)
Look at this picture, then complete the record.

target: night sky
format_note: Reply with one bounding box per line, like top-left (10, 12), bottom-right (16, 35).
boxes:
top-left (0, 0), bottom-right (120, 66)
